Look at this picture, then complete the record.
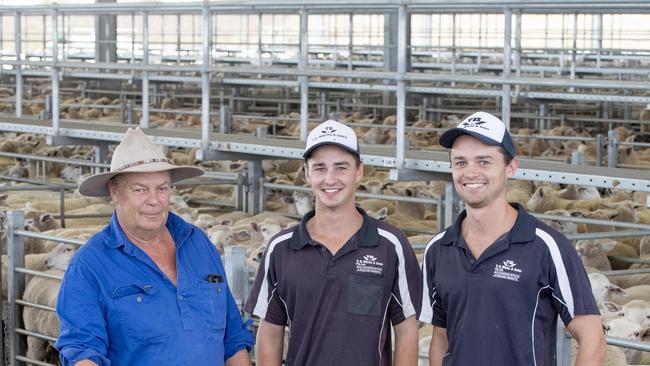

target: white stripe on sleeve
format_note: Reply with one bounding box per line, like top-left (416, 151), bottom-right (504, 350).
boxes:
top-left (535, 228), bottom-right (575, 318)
top-left (378, 228), bottom-right (416, 318)
top-left (418, 231), bottom-right (446, 323)
top-left (252, 232), bottom-right (293, 318)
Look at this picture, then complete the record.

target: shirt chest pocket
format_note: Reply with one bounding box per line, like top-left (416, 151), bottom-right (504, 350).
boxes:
top-left (347, 274), bottom-right (385, 317)
top-left (110, 283), bottom-right (170, 341)
top-left (197, 281), bottom-right (227, 330)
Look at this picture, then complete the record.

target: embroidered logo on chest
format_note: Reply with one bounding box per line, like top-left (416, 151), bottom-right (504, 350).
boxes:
top-left (355, 254), bottom-right (384, 275)
top-left (492, 259), bottom-right (522, 282)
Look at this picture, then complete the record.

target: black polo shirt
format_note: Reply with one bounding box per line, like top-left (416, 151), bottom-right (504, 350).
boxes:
top-left (419, 203), bottom-right (599, 366)
top-left (244, 208), bottom-right (422, 366)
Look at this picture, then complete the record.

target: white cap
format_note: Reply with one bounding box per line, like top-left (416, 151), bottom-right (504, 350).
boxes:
top-left (439, 111), bottom-right (516, 157)
top-left (303, 120), bottom-right (360, 159)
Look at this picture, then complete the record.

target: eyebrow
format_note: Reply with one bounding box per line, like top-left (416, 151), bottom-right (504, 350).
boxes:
top-left (452, 155), bottom-right (495, 161)
top-left (311, 161), bottom-right (352, 167)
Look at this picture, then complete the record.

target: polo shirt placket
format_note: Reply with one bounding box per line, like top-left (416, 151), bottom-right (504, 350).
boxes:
top-left (245, 208), bottom-right (422, 366)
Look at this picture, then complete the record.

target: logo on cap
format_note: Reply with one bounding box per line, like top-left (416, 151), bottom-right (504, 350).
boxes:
top-left (461, 117), bottom-right (488, 130)
top-left (323, 126), bottom-right (336, 134)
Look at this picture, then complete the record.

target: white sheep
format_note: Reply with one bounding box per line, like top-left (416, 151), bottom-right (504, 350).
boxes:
top-left (604, 318), bottom-right (649, 364)
top-left (207, 225), bottom-right (234, 253)
top-left (22, 243), bottom-right (78, 362)
top-left (618, 300), bottom-right (650, 329)
top-left (194, 213), bottom-right (217, 232)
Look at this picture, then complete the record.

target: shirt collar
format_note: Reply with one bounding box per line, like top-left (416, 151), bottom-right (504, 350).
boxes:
top-left (103, 211), bottom-right (193, 249)
top-left (439, 203), bottom-right (536, 247)
top-left (289, 206), bottom-right (379, 250)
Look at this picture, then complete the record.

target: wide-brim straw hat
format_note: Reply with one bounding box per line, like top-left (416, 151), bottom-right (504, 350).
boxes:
top-left (78, 127), bottom-right (204, 197)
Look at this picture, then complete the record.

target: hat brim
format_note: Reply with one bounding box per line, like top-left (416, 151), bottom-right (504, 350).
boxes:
top-left (303, 141), bottom-right (360, 159)
top-left (78, 162), bottom-right (204, 197)
top-left (439, 128), bottom-right (503, 150)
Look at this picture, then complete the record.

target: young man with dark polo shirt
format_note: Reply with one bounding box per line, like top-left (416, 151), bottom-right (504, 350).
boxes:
top-left (419, 111), bottom-right (605, 366)
top-left (245, 119), bottom-right (422, 366)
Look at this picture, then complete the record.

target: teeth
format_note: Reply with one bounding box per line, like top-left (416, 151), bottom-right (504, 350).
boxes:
top-left (465, 183), bottom-right (484, 189)
top-left (324, 189), bottom-right (340, 192)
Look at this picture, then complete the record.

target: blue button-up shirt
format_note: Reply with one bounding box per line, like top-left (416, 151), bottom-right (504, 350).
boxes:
top-left (55, 212), bottom-right (254, 366)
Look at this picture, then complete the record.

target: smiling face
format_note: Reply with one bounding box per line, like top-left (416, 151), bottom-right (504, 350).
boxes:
top-left (108, 171), bottom-right (172, 236)
top-left (450, 135), bottom-right (518, 210)
top-left (305, 145), bottom-right (363, 213)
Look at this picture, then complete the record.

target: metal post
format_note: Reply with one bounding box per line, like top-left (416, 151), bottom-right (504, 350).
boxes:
top-left (94, 144), bottom-right (108, 175)
top-left (201, 4), bottom-right (211, 150)
top-left (348, 13), bottom-right (353, 74)
top-left (224, 246), bottom-right (248, 306)
top-left (176, 14), bottom-right (182, 64)
top-left (299, 8), bottom-right (309, 141)
top-left (7, 210), bottom-right (26, 366)
top-left (514, 11), bottom-right (522, 97)
top-left (51, 6), bottom-right (60, 135)
top-left (593, 14), bottom-right (603, 67)
top-left (219, 105), bottom-right (232, 134)
top-left (396, 4), bottom-right (407, 169)
top-left (596, 134), bottom-right (604, 167)
top-left (257, 12), bottom-right (263, 67)
top-left (444, 182), bottom-right (459, 228)
top-left (319, 91), bottom-right (328, 120)
top-left (607, 129), bottom-right (619, 169)
top-left (502, 9), bottom-right (512, 129)
top-left (570, 13), bottom-right (578, 85)
top-left (141, 11), bottom-right (149, 128)
top-left (451, 13), bottom-right (456, 76)
top-left (556, 321), bottom-right (572, 366)
top-left (15, 13), bottom-right (22, 118)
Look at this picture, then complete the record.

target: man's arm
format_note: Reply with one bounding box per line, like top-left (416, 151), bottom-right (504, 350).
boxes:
top-left (255, 320), bottom-right (285, 366)
top-left (225, 349), bottom-right (250, 366)
top-left (74, 361), bottom-right (99, 366)
top-left (393, 315), bottom-right (418, 366)
top-left (566, 314), bottom-right (606, 366)
top-left (428, 325), bottom-right (448, 366)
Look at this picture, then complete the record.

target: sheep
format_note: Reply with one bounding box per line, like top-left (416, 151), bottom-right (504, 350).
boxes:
top-left (588, 272), bottom-right (627, 307)
top-left (22, 243), bottom-right (78, 362)
top-left (557, 184), bottom-right (601, 200)
top-left (603, 318), bottom-right (649, 364)
top-left (207, 225), bottom-right (234, 253)
top-left (194, 214), bottom-right (217, 232)
top-left (540, 209), bottom-right (578, 235)
top-left (526, 186), bottom-right (607, 213)
top-left (1, 253), bottom-right (48, 300)
top-left (618, 300), bottom-right (650, 329)
top-left (292, 191), bottom-right (313, 216)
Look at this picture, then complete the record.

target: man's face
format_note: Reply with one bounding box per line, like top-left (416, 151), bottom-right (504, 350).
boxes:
top-left (109, 171), bottom-right (171, 234)
top-left (305, 145), bottom-right (363, 212)
top-left (450, 135), bottom-right (518, 209)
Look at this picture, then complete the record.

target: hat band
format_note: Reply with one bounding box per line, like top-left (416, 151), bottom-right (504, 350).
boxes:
top-left (115, 158), bottom-right (171, 172)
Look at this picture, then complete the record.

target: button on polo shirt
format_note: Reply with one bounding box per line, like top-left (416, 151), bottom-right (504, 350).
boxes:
top-left (419, 203), bottom-right (599, 366)
top-left (245, 208), bottom-right (422, 366)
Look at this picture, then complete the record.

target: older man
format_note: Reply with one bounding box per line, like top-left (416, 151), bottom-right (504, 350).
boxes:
top-left (55, 127), bottom-right (253, 366)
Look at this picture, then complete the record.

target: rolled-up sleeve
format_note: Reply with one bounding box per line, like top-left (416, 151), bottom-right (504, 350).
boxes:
top-left (55, 262), bottom-right (111, 366)
top-left (223, 284), bottom-right (255, 360)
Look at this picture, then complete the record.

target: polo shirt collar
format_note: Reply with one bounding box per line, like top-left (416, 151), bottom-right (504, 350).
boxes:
top-left (439, 202), bottom-right (536, 247)
top-left (289, 206), bottom-right (379, 250)
top-left (103, 211), bottom-right (193, 249)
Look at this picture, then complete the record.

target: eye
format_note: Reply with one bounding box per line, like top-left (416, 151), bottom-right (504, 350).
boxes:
top-left (634, 331), bottom-right (640, 337)
top-left (454, 161), bottom-right (465, 167)
top-left (619, 312), bottom-right (625, 317)
top-left (479, 160), bottom-right (490, 166)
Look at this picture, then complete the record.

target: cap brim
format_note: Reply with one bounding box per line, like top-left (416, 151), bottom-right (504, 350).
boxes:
top-left (78, 163), bottom-right (204, 197)
top-left (303, 142), bottom-right (360, 159)
top-left (439, 128), bottom-right (503, 150)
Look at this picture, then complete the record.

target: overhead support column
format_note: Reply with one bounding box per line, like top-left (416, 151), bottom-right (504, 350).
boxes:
top-left (95, 0), bottom-right (118, 89)
top-left (299, 8), bottom-right (309, 141)
top-left (395, 4), bottom-right (407, 169)
top-left (592, 14), bottom-right (603, 67)
top-left (384, 9), bottom-right (410, 114)
top-left (514, 11), bottom-right (522, 98)
top-left (140, 11), bottom-right (149, 128)
top-left (201, 4), bottom-right (211, 150)
top-left (570, 12), bottom-right (578, 85)
top-left (501, 9), bottom-right (512, 129)
top-left (14, 13), bottom-right (22, 118)
top-left (51, 4), bottom-right (60, 136)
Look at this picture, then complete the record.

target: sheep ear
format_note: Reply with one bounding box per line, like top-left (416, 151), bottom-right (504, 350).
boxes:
top-left (219, 219), bottom-right (233, 226)
top-left (281, 195), bottom-right (295, 204)
top-left (234, 230), bottom-right (251, 242)
top-left (0, 194), bottom-right (7, 202)
top-left (250, 222), bottom-right (259, 232)
top-left (375, 207), bottom-right (389, 221)
top-left (606, 283), bottom-right (627, 296)
top-left (602, 301), bottom-right (621, 313)
top-left (600, 240), bottom-right (618, 252)
top-left (642, 327), bottom-right (650, 339)
top-left (358, 183), bottom-right (367, 191)
top-left (40, 214), bottom-right (52, 223)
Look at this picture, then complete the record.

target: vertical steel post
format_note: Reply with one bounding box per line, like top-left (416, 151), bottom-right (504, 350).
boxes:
top-left (396, 4), bottom-right (407, 169)
top-left (176, 14), bottom-right (182, 64)
top-left (51, 6), bottom-right (60, 135)
top-left (502, 9), bottom-right (512, 129)
top-left (607, 129), bottom-right (619, 168)
top-left (258, 13), bottom-right (263, 67)
top-left (348, 13), bottom-right (353, 74)
top-left (570, 13), bottom-right (578, 83)
top-left (7, 210), bottom-right (26, 366)
top-left (224, 246), bottom-right (248, 307)
top-left (201, 4), bottom-right (211, 150)
top-left (141, 11), bottom-right (149, 128)
top-left (14, 13), bottom-right (22, 118)
top-left (514, 11), bottom-right (522, 97)
top-left (593, 14), bottom-right (603, 67)
top-left (299, 8), bottom-right (309, 141)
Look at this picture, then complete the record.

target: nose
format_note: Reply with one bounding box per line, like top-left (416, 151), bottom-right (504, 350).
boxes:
top-left (324, 169), bottom-right (337, 185)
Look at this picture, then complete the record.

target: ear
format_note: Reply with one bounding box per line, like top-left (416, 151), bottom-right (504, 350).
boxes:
top-left (404, 188), bottom-right (414, 197)
top-left (40, 214), bottom-right (52, 223)
top-left (506, 157), bottom-right (519, 178)
top-left (250, 222), bottom-right (259, 232)
top-left (234, 230), bottom-right (251, 242)
top-left (358, 183), bottom-right (368, 192)
top-left (375, 207), bottom-right (389, 221)
top-left (602, 301), bottom-right (621, 313)
top-left (606, 283), bottom-right (627, 296)
top-left (599, 240), bottom-right (618, 252)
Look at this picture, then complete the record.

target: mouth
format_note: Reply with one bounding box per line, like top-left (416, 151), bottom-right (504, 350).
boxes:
top-left (322, 187), bottom-right (342, 198)
top-left (463, 182), bottom-right (486, 189)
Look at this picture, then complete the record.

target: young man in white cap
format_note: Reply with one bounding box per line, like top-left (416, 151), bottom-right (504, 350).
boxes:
top-left (244, 120), bottom-right (422, 365)
top-left (419, 112), bottom-right (605, 366)
top-left (55, 127), bottom-right (253, 366)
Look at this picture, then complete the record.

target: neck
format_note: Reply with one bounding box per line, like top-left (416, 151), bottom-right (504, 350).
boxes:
top-left (309, 202), bottom-right (363, 236)
top-left (463, 200), bottom-right (517, 238)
